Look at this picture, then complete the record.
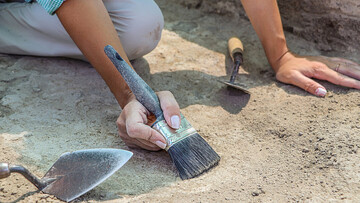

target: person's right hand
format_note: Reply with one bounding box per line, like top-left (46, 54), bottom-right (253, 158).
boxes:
top-left (116, 91), bottom-right (181, 151)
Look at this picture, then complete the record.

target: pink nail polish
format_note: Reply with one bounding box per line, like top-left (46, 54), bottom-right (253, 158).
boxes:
top-left (315, 88), bottom-right (327, 97)
top-left (171, 115), bottom-right (180, 129)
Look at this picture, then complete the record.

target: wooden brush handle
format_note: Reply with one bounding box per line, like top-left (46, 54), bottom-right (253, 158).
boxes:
top-left (228, 37), bottom-right (244, 62)
top-left (104, 45), bottom-right (165, 121)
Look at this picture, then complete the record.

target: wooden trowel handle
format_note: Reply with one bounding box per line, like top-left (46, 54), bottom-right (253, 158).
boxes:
top-left (228, 37), bottom-right (244, 62)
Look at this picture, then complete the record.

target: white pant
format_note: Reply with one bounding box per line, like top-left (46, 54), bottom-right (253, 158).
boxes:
top-left (0, 0), bottom-right (164, 60)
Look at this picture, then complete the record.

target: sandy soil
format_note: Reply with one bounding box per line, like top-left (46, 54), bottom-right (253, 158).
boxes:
top-left (1, 1), bottom-right (359, 203)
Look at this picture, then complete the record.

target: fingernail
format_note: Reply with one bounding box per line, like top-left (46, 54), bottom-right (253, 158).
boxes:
top-left (315, 87), bottom-right (327, 97)
top-left (171, 115), bottom-right (180, 129)
top-left (155, 141), bottom-right (166, 149)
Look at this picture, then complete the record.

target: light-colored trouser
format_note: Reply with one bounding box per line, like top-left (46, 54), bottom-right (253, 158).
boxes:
top-left (0, 0), bottom-right (164, 61)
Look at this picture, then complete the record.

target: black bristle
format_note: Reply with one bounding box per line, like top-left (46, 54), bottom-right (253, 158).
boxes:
top-left (167, 133), bottom-right (220, 180)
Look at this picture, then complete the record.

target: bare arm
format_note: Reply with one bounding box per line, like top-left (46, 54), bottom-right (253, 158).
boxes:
top-left (240, 0), bottom-right (287, 70)
top-left (240, 0), bottom-right (360, 96)
top-left (55, 0), bottom-right (181, 150)
top-left (56, 0), bottom-right (133, 108)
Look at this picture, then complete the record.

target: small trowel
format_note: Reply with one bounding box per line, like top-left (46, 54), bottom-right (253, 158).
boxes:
top-left (0, 148), bottom-right (133, 202)
top-left (219, 37), bottom-right (250, 94)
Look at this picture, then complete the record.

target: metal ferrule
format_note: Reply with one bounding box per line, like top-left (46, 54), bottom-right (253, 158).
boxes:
top-left (152, 114), bottom-right (197, 151)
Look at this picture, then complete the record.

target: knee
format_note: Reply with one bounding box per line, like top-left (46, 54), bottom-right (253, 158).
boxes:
top-left (108, 0), bottom-right (164, 60)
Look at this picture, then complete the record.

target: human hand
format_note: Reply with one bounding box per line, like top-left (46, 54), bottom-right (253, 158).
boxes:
top-left (116, 91), bottom-right (181, 151)
top-left (273, 52), bottom-right (360, 97)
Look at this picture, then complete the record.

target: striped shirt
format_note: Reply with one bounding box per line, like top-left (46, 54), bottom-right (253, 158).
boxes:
top-left (25, 0), bottom-right (65, 15)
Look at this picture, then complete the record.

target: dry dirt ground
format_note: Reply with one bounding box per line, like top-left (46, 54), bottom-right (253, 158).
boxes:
top-left (1, 1), bottom-right (360, 203)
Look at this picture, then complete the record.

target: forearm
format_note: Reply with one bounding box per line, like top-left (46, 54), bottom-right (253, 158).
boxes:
top-left (240, 0), bottom-right (288, 71)
top-left (56, 0), bottom-right (134, 108)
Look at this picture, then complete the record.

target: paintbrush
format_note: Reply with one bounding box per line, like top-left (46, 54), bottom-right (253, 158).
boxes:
top-left (104, 45), bottom-right (220, 180)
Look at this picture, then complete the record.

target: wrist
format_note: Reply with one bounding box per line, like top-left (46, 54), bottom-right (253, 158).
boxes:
top-left (262, 37), bottom-right (289, 72)
top-left (269, 49), bottom-right (289, 71)
top-left (271, 50), bottom-right (294, 72)
top-left (265, 39), bottom-right (290, 71)
top-left (116, 89), bottom-right (136, 109)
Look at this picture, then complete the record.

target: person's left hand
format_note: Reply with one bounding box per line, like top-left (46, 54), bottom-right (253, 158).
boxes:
top-left (274, 52), bottom-right (360, 97)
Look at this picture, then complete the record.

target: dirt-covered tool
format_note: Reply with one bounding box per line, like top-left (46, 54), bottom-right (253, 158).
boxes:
top-left (219, 37), bottom-right (250, 94)
top-left (0, 148), bottom-right (132, 202)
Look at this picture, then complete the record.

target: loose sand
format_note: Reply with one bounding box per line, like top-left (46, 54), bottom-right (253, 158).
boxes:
top-left (1, 1), bottom-right (359, 202)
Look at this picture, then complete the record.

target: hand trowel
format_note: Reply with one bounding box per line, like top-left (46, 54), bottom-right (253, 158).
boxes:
top-left (0, 148), bottom-right (133, 202)
top-left (219, 37), bottom-right (250, 94)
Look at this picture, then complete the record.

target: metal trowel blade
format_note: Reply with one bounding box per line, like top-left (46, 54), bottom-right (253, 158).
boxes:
top-left (41, 148), bottom-right (133, 202)
top-left (219, 80), bottom-right (251, 94)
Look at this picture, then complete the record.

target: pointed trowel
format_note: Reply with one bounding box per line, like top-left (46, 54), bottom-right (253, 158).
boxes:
top-left (0, 148), bottom-right (133, 202)
top-left (219, 37), bottom-right (250, 94)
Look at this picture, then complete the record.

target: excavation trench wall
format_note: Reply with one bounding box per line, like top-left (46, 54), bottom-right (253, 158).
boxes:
top-left (178, 0), bottom-right (360, 54)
